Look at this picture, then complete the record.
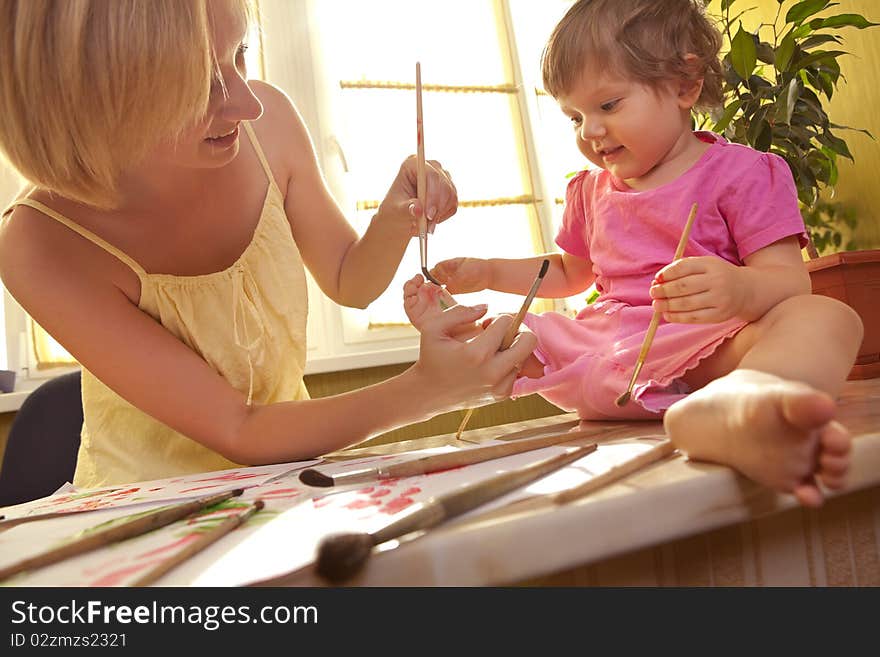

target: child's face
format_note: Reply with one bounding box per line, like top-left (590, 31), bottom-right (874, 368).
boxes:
top-left (151, 1), bottom-right (263, 170)
top-left (557, 68), bottom-right (693, 183)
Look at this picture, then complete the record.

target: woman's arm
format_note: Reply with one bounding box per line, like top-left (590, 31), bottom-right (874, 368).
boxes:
top-left (0, 212), bottom-right (532, 465)
top-left (254, 81), bottom-right (455, 309)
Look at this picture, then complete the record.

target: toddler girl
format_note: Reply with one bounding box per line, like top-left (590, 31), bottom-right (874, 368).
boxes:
top-left (407, 0), bottom-right (863, 507)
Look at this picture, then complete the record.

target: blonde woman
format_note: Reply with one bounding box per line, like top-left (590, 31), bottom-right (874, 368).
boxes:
top-left (0, 0), bottom-right (536, 488)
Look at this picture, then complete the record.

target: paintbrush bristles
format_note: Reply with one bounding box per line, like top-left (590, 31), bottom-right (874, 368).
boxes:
top-left (316, 532), bottom-right (375, 583)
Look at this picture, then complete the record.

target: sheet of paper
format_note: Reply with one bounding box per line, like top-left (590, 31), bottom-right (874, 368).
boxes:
top-left (0, 460), bottom-right (320, 520)
top-left (0, 438), bottom-right (664, 586)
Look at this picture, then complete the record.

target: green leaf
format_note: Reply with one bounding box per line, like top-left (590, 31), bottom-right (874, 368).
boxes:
top-left (790, 49), bottom-right (847, 74)
top-left (800, 34), bottom-right (842, 49)
top-left (721, 0), bottom-right (737, 10)
top-left (713, 99), bottom-right (743, 132)
top-left (817, 130), bottom-right (853, 160)
top-left (775, 78), bottom-right (801, 124)
top-left (828, 122), bottom-right (875, 140)
top-left (730, 25), bottom-right (757, 79)
top-left (792, 23), bottom-right (814, 39)
top-left (809, 14), bottom-right (879, 30)
top-left (785, 0), bottom-right (834, 26)
top-left (775, 31), bottom-right (797, 71)
top-left (756, 41), bottom-right (776, 65)
top-left (747, 117), bottom-right (772, 151)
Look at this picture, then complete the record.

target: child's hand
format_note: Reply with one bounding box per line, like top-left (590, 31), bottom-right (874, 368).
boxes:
top-left (650, 256), bottom-right (747, 323)
top-left (429, 257), bottom-right (491, 293)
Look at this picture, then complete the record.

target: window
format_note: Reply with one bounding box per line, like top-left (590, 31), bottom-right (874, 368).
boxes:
top-left (259, 0), bottom-right (585, 372)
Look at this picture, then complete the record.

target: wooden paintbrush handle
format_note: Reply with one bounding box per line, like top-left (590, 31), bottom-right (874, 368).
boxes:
top-left (415, 62), bottom-right (428, 243)
top-left (384, 426), bottom-right (602, 478)
top-left (130, 500), bottom-right (264, 586)
top-left (370, 443), bottom-right (597, 545)
top-left (0, 489), bottom-right (241, 582)
top-left (553, 440), bottom-right (676, 504)
top-left (637, 310), bottom-right (662, 363)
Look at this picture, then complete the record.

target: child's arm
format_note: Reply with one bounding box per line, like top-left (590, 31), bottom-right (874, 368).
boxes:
top-left (258, 81), bottom-right (455, 309)
top-left (650, 236), bottom-right (810, 324)
top-left (431, 252), bottom-right (595, 298)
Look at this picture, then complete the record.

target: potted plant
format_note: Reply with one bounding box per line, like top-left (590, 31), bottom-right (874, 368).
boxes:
top-left (702, 0), bottom-right (879, 378)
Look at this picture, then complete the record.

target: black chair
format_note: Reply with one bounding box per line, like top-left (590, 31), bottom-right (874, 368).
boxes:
top-left (0, 371), bottom-right (83, 507)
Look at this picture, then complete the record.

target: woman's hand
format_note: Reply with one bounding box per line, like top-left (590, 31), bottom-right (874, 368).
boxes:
top-left (411, 303), bottom-right (537, 410)
top-left (430, 257), bottom-right (492, 294)
top-left (650, 256), bottom-right (747, 323)
top-left (375, 156), bottom-right (458, 236)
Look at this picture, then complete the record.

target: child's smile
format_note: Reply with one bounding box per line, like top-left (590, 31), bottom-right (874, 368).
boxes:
top-left (558, 71), bottom-right (702, 190)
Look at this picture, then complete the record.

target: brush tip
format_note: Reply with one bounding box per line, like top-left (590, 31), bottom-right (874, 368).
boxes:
top-left (539, 258), bottom-right (549, 277)
top-left (315, 532), bottom-right (375, 583)
top-left (614, 391), bottom-right (631, 407)
top-left (299, 469), bottom-right (335, 487)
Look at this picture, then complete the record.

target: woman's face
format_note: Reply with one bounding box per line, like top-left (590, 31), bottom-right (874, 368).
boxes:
top-left (151, 1), bottom-right (263, 170)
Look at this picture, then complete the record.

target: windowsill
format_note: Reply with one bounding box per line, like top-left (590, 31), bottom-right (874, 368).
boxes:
top-left (0, 376), bottom-right (47, 413)
top-left (304, 346), bottom-right (419, 375)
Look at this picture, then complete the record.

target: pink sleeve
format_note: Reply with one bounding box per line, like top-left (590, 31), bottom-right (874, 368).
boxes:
top-left (554, 170), bottom-right (591, 259)
top-left (720, 152), bottom-right (809, 260)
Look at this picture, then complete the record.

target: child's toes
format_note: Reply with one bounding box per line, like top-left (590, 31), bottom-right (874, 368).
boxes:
top-left (818, 452), bottom-right (849, 490)
top-left (793, 479), bottom-right (824, 508)
top-left (821, 421), bottom-right (851, 456)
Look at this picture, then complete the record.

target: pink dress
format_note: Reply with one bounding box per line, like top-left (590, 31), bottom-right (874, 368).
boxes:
top-left (511, 132), bottom-right (808, 419)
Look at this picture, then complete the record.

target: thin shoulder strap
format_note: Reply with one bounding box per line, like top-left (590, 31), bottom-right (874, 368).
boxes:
top-left (5, 198), bottom-right (146, 276)
top-left (243, 121), bottom-right (279, 190)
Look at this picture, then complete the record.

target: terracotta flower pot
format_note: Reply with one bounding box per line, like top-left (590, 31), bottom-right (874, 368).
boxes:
top-left (806, 249), bottom-right (880, 380)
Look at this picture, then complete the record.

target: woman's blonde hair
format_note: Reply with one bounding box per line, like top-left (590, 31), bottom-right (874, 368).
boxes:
top-left (0, 0), bottom-right (250, 209)
top-left (542, 0), bottom-right (723, 110)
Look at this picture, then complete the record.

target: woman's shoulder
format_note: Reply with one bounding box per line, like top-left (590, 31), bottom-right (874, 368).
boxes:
top-left (0, 200), bottom-right (82, 300)
top-left (247, 80), bottom-right (317, 185)
top-left (0, 194), bottom-right (138, 304)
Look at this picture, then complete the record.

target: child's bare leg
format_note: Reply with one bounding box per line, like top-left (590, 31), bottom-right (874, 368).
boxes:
top-left (403, 275), bottom-right (543, 374)
top-left (666, 295), bottom-right (863, 507)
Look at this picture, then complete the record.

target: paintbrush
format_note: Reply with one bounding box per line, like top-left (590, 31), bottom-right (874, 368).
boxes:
top-left (455, 258), bottom-right (551, 439)
top-left (615, 203), bottom-right (698, 407)
top-left (315, 442), bottom-right (597, 583)
top-left (130, 500), bottom-right (264, 586)
top-left (0, 489), bottom-right (242, 582)
top-left (300, 424), bottom-right (601, 487)
top-left (0, 507), bottom-right (132, 533)
top-left (553, 439), bottom-right (676, 504)
top-left (415, 62), bottom-right (442, 285)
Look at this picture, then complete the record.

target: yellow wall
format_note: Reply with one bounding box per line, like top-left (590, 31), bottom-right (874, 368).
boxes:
top-left (709, 0), bottom-right (880, 248)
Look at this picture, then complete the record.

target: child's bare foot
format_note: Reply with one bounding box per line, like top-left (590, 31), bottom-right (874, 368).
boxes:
top-left (664, 369), bottom-right (851, 507)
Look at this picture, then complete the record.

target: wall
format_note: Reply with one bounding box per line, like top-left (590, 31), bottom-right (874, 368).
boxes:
top-left (823, 0), bottom-right (880, 248)
top-left (709, 0), bottom-right (880, 248)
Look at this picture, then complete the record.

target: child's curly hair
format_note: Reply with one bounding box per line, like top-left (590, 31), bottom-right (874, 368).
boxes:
top-left (542, 0), bottom-right (723, 111)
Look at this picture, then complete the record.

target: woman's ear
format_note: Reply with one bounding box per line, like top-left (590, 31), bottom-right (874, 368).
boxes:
top-left (678, 53), bottom-right (704, 109)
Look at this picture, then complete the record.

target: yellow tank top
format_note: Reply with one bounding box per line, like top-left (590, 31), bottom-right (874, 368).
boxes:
top-left (3, 123), bottom-right (310, 487)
